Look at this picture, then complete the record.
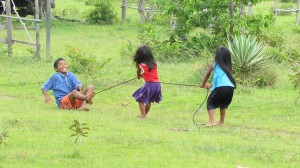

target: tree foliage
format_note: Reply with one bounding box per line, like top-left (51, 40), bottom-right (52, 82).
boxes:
top-left (157, 0), bottom-right (266, 43)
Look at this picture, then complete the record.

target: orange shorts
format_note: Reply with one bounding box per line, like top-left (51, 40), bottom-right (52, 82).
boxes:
top-left (60, 95), bottom-right (84, 109)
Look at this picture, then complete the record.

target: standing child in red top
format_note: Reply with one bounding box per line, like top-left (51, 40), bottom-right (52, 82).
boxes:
top-left (132, 45), bottom-right (162, 119)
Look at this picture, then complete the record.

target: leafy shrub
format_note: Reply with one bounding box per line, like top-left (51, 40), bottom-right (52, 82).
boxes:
top-left (290, 60), bottom-right (300, 99)
top-left (243, 14), bottom-right (274, 36)
top-left (252, 68), bottom-right (277, 87)
top-left (259, 27), bottom-right (286, 48)
top-left (234, 68), bottom-right (277, 87)
top-left (0, 45), bottom-right (7, 57)
top-left (227, 35), bottom-right (268, 73)
top-left (84, 0), bottom-right (97, 5)
top-left (66, 46), bottom-right (111, 78)
top-left (265, 47), bottom-right (287, 63)
top-left (85, 0), bottom-right (117, 24)
top-left (293, 26), bottom-right (300, 33)
top-left (280, 0), bottom-right (296, 3)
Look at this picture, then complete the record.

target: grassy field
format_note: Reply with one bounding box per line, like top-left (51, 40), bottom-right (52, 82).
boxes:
top-left (0, 0), bottom-right (300, 167)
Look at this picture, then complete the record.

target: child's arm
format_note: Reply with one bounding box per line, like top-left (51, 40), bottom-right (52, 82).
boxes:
top-left (200, 63), bottom-right (213, 88)
top-left (41, 88), bottom-right (52, 103)
top-left (136, 67), bottom-right (142, 79)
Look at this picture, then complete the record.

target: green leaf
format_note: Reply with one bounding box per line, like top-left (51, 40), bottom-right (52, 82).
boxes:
top-left (74, 120), bottom-right (80, 125)
top-left (70, 133), bottom-right (78, 137)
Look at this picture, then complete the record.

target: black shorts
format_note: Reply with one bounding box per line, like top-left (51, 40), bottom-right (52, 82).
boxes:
top-left (207, 86), bottom-right (234, 110)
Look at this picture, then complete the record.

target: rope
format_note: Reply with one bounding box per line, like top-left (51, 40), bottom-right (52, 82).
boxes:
top-left (160, 82), bottom-right (198, 87)
top-left (10, 0), bottom-right (34, 43)
top-left (91, 77), bottom-right (209, 127)
top-left (192, 89), bottom-right (209, 127)
top-left (94, 78), bottom-right (136, 95)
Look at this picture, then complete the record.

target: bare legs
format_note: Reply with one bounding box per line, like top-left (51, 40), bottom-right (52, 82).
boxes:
top-left (218, 108), bottom-right (226, 126)
top-left (68, 85), bottom-right (95, 111)
top-left (138, 102), bottom-right (151, 119)
top-left (205, 108), bottom-right (226, 127)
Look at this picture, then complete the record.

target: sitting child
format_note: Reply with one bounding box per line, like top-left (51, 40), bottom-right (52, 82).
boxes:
top-left (41, 58), bottom-right (95, 111)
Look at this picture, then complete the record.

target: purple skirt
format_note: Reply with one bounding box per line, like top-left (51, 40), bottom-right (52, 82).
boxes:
top-left (132, 82), bottom-right (162, 105)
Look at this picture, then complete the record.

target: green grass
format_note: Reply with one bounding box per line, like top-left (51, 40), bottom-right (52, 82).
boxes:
top-left (0, 0), bottom-right (300, 167)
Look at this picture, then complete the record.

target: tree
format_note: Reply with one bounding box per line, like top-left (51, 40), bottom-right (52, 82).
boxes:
top-left (160, 0), bottom-right (265, 43)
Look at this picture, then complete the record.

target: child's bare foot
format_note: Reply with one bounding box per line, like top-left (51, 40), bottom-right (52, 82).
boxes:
top-left (217, 122), bottom-right (224, 126)
top-left (78, 107), bottom-right (89, 111)
top-left (137, 115), bottom-right (146, 119)
top-left (203, 122), bottom-right (217, 127)
top-left (86, 92), bottom-right (95, 104)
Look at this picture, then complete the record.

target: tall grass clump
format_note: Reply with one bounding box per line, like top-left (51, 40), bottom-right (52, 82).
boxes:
top-left (0, 130), bottom-right (8, 147)
top-left (290, 57), bottom-right (300, 100)
top-left (227, 35), bottom-right (276, 87)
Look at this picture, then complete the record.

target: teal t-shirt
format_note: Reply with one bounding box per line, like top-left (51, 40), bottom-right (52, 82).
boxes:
top-left (211, 63), bottom-right (235, 91)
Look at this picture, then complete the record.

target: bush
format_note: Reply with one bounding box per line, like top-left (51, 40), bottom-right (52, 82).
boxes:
top-left (85, 0), bottom-right (117, 24)
top-left (280, 0), bottom-right (296, 3)
top-left (243, 14), bottom-right (274, 36)
top-left (234, 68), bottom-right (277, 87)
top-left (84, 0), bottom-right (97, 5)
top-left (259, 27), bottom-right (286, 48)
top-left (265, 47), bottom-right (287, 63)
top-left (66, 46), bottom-right (111, 79)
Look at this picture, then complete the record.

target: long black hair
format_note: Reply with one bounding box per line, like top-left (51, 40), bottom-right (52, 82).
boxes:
top-left (215, 46), bottom-right (236, 87)
top-left (133, 45), bottom-right (157, 70)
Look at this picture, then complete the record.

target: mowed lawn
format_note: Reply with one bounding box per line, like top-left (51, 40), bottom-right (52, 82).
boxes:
top-left (0, 0), bottom-right (300, 167)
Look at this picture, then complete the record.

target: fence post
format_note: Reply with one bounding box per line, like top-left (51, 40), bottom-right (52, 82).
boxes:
top-left (122, 0), bottom-right (126, 21)
top-left (5, 0), bottom-right (12, 57)
top-left (248, 1), bottom-right (252, 15)
top-left (35, 0), bottom-right (40, 60)
top-left (140, 0), bottom-right (145, 23)
top-left (46, 0), bottom-right (51, 60)
top-left (274, 0), bottom-right (278, 24)
top-left (296, 0), bottom-right (300, 26)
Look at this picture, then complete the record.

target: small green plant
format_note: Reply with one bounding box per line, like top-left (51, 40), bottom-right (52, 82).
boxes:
top-left (84, 0), bottom-right (117, 24)
top-left (0, 130), bottom-right (8, 147)
top-left (69, 120), bottom-right (89, 144)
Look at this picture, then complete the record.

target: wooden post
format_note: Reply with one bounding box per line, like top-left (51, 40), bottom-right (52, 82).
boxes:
top-left (140, 0), bottom-right (145, 23)
top-left (229, 0), bottom-right (234, 41)
top-left (35, 0), bottom-right (40, 60)
top-left (248, 2), bottom-right (252, 15)
top-left (46, 0), bottom-right (51, 60)
top-left (296, 0), bottom-right (300, 26)
top-left (5, 0), bottom-right (12, 57)
top-left (274, 0), bottom-right (278, 24)
top-left (122, 0), bottom-right (126, 21)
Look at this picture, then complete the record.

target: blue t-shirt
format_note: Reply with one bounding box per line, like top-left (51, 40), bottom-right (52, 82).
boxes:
top-left (42, 72), bottom-right (82, 107)
top-left (211, 63), bottom-right (235, 91)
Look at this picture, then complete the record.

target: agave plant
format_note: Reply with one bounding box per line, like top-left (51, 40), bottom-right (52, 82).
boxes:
top-left (227, 35), bottom-right (268, 73)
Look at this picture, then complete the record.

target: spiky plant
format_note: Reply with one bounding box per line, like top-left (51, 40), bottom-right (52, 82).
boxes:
top-left (227, 35), bottom-right (268, 74)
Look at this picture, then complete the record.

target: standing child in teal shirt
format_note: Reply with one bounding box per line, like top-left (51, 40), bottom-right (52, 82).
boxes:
top-left (200, 46), bottom-right (236, 127)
